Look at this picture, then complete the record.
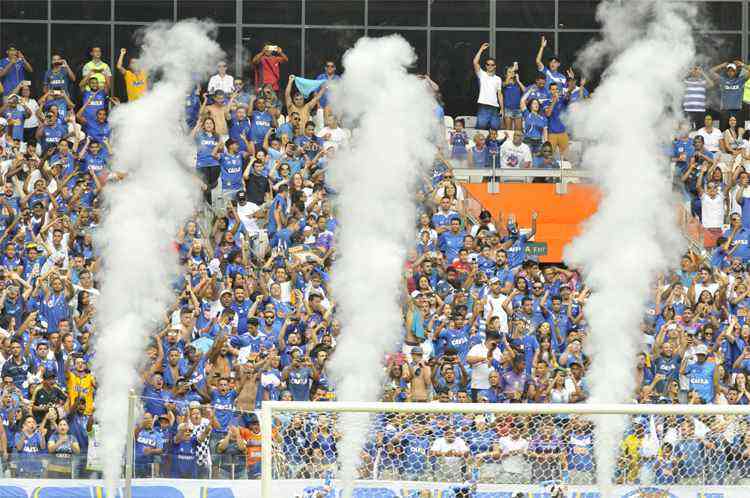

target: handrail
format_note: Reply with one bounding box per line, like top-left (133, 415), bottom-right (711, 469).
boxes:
top-left (453, 167), bottom-right (594, 181)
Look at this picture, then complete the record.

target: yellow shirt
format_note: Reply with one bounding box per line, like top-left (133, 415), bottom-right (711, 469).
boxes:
top-left (67, 371), bottom-right (96, 415)
top-left (124, 70), bottom-right (148, 101)
top-left (82, 60), bottom-right (112, 90)
top-left (743, 78), bottom-right (750, 103)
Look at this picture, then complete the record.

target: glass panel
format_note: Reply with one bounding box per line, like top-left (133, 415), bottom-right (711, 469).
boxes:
top-left (243, 27), bottom-right (301, 89)
top-left (431, 0), bottom-right (490, 28)
top-left (701, 1), bottom-right (742, 31)
top-left (497, 0), bottom-right (555, 29)
top-left (305, 29), bottom-right (364, 77)
top-left (558, 0), bottom-right (601, 30)
top-left (113, 25), bottom-right (146, 102)
top-left (216, 27), bottom-right (238, 74)
top-left (0, 23), bottom-right (47, 93)
top-left (0, 0), bottom-right (47, 19)
top-left (430, 30), bottom-right (488, 117)
top-left (305, 0), bottom-right (365, 26)
top-left (114, 0), bottom-right (173, 22)
top-left (243, 0), bottom-right (302, 25)
top-left (558, 31), bottom-right (601, 86)
top-left (51, 23), bottom-right (111, 100)
top-left (695, 32), bottom-right (741, 62)
top-left (177, 0), bottom-right (236, 23)
top-left (368, 30), bottom-right (427, 74)
top-left (368, 0), bottom-right (428, 27)
top-left (496, 31), bottom-right (555, 87)
top-left (52, 0), bottom-right (111, 21)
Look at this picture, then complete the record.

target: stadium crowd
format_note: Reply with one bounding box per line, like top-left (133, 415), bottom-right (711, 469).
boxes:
top-left (0, 32), bottom-right (748, 488)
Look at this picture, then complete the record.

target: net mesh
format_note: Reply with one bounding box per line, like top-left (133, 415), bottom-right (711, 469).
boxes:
top-left (266, 407), bottom-right (750, 495)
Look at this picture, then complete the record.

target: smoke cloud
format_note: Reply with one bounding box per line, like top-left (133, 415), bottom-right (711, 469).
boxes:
top-left (92, 21), bottom-right (222, 492)
top-left (565, 0), bottom-right (696, 487)
top-left (325, 36), bottom-right (436, 495)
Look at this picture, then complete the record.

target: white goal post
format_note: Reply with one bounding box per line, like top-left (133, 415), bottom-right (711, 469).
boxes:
top-left (260, 401), bottom-right (750, 498)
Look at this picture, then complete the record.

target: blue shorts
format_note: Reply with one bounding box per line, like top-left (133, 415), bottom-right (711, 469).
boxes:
top-left (477, 104), bottom-right (501, 130)
top-left (505, 109), bottom-right (522, 119)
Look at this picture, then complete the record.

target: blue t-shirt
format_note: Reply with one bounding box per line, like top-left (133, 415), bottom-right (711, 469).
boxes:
top-left (219, 152), bottom-right (244, 191)
top-left (211, 389), bottom-right (238, 433)
top-left (540, 66), bottom-right (567, 90)
top-left (545, 97), bottom-right (569, 134)
top-left (720, 74), bottom-right (746, 110)
top-left (134, 428), bottom-right (164, 465)
top-left (287, 367), bottom-right (313, 401)
top-left (450, 130), bottom-right (469, 159)
top-left (685, 361), bottom-right (716, 403)
top-left (3, 108), bottom-right (26, 141)
top-left (249, 111), bottom-right (273, 144)
top-left (523, 111), bottom-right (548, 139)
top-left (724, 227), bottom-right (750, 261)
top-left (44, 69), bottom-right (71, 93)
top-left (81, 90), bottom-right (108, 124)
top-left (229, 117), bottom-right (252, 153)
top-left (195, 131), bottom-right (219, 168)
top-left (435, 327), bottom-right (470, 361)
top-left (439, 230), bottom-right (466, 263)
top-left (506, 234), bottom-right (529, 269)
top-left (82, 149), bottom-right (110, 175)
top-left (503, 82), bottom-right (522, 111)
top-left (40, 122), bottom-right (68, 153)
top-left (84, 119), bottom-right (111, 143)
top-left (0, 58), bottom-right (26, 93)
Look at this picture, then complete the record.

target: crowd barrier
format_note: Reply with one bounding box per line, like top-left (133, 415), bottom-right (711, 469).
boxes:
top-left (0, 479), bottom-right (744, 498)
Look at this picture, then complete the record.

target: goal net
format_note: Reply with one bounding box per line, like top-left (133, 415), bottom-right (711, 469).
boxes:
top-left (260, 401), bottom-right (750, 498)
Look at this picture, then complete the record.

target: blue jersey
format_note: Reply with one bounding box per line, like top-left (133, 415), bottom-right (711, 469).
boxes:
top-left (229, 117), bottom-right (252, 152)
top-left (219, 152), bottom-right (244, 191)
top-left (44, 69), bottom-right (71, 92)
top-left (287, 367), bottom-right (313, 401)
top-left (0, 58), bottom-right (26, 93)
top-left (185, 94), bottom-right (200, 128)
top-left (39, 291), bottom-right (69, 332)
top-left (210, 390), bottom-right (238, 433)
top-left (545, 97), bottom-right (569, 134)
top-left (14, 431), bottom-right (44, 473)
top-left (540, 67), bottom-right (567, 90)
top-left (523, 110), bottom-right (548, 139)
top-left (436, 327), bottom-right (470, 361)
top-left (685, 361), bottom-right (716, 403)
top-left (503, 82), bottom-right (522, 110)
top-left (82, 149), bottom-right (109, 175)
top-left (195, 131), bottom-right (219, 168)
top-left (432, 210), bottom-right (460, 229)
top-left (505, 234), bottom-right (528, 269)
top-left (41, 123), bottom-right (68, 153)
top-left (724, 227), bottom-right (750, 261)
top-left (439, 230), bottom-right (466, 263)
top-left (85, 119), bottom-right (111, 143)
top-left (44, 97), bottom-right (70, 119)
top-left (3, 108), bottom-right (26, 140)
top-left (523, 86), bottom-right (552, 108)
top-left (134, 429), bottom-right (164, 465)
top-left (450, 130), bottom-right (469, 159)
top-left (81, 90), bottom-right (107, 124)
top-left (249, 111), bottom-right (273, 144)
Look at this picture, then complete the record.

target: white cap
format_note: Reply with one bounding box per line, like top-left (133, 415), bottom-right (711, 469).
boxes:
top-left (728, 63), bottom-right (738, 70)
top-left (0, 117), bottom-right (6, 127)
top-left (695, 344), bottom-right (709, 355)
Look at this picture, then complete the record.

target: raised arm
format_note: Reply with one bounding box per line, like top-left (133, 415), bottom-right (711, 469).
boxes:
top-left (116, 48), bottom-right (127, 76)
top-left (535, 36), bottom-right (548, 71)
top-left (473, 43), bottom-right (489, 74)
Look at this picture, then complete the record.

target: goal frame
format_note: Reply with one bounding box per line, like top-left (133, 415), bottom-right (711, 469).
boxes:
top-left (259, 401), bottom-right (750, 498)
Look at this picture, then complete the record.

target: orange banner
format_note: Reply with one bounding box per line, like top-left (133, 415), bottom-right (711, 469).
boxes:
top-left (463, 183), bottom-right (601, 262)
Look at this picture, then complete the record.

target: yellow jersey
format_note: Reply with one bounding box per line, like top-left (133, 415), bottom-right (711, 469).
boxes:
top-left (124, 70), bottom-right (148, 101)
top-left (67, 371), bottom-right (95, 415)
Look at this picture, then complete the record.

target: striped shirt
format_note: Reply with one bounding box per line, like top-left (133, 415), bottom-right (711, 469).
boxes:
top-left (683, 78), bottom-right (707, 113)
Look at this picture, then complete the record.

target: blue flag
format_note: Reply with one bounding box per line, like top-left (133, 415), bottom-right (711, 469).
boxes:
top-left (293, 76), bottom-right (325, 98)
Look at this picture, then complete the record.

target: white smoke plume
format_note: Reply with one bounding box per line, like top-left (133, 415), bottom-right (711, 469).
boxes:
top-left (325, 36), bottom-right (436, 495)
top-left (93, 21), bottom-right (222, 492)
top-left (564, 0), bottom-right (696, 487)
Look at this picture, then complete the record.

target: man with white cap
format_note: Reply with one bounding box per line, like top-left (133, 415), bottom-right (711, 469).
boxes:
top-left (709, 59), bottom-right (748, 129)
top-left (680, 342), bottom-right (718, 403)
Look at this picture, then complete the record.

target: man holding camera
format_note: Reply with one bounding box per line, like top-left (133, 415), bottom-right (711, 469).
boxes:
top-left (44, 54), bottom-right (76, 95)
top-left (252, 43), bottom-right (288, 93)
top-left (0, 45), bottom-right (33, 95)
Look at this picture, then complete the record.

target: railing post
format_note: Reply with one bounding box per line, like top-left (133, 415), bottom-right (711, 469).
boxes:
top-left (261, 402), bottom-right (273, 498)
top-left (488, 152), bottom-right (499, 194)
top-left (124, 389), bottom-right (137, 498)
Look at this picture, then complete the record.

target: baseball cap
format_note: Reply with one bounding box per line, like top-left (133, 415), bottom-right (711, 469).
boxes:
top-left (411, 346), bottom-right (423, 355)
top-left (0, 118), bottom-right (6, 127)
top-left (489, 277), bottom-right (501, 284)
top-left (219, 289), bottom-right (233, 297)
top-left (43, 370), bottom-right (57, 379)
top-left (728, 63), bottom-right (738, 70)
top-left (696, 344), bottom-right (709, 355)
top-left (213, 89), bottom-right (225, 96)
top-left (235, 191), bottom-right (246, 202)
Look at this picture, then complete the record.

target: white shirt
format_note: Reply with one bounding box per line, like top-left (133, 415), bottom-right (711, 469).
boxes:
top-left (700, 192), bottom-right (725, 228)
top-left (476, 69), bottom-right (503, 108)
top-left (694, 127), bottom-right (723, 154)
top-left (236, 201), bottom-right (262, 235)
top-left (207, 73), bottom-right (235, 95)
top-left (431, 437), bottom-right (469, 463)
top-left (497, 436), bottom-right (529, 473)
top-left (499, 141), bottom-right (532, 168)
top-left (467, 342), bottom-right (503, 389)
top-left (316, 126), bottom-right (350, 150)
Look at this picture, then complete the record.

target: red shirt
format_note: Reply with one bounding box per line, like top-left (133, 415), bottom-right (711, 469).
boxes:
top-left (254, 56), bottom-right (283, 91)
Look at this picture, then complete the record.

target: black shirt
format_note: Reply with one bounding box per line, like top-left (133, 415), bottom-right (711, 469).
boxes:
top-left (245, 173), bottom-right (271, 205)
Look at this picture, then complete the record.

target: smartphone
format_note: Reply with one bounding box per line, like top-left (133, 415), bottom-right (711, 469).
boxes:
top-left (22, 81), bottom-right (31, 86)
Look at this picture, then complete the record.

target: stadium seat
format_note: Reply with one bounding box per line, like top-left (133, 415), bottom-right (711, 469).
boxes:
top-left (456, 115), bottom-right (477, 128)
top-left (443, 115), bottom-right (454, 130)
